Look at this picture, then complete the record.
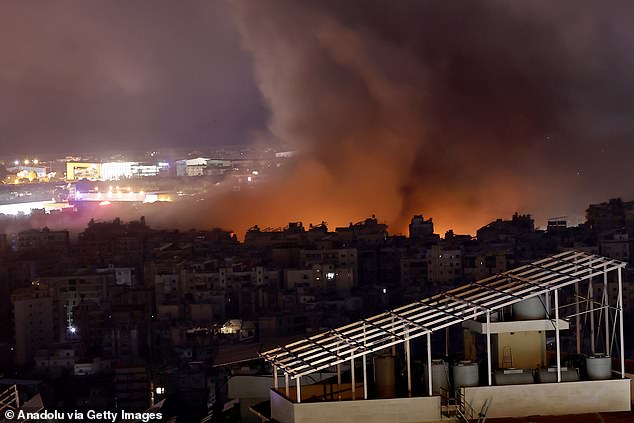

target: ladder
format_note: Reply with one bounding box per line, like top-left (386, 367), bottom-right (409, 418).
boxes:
top-left (0, 385), bottom-right (19, 416)
top-left (502, 346), bottom-right (513, 368)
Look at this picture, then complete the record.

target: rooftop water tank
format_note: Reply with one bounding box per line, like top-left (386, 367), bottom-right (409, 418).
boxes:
top-left (494, 368), bottom-right (534, 385)
top-left (423, 359), bottom-right (449, 395)
top-left (512, 296), bottom-right (546, 320)
top-left (374, 355), bottom-right (396, 398)
top-left (536, 366), bottom-right (579, 383)
top-left (586, 354), bottom-right (612, 380)
top-left (453, 361), bottom-right (479, 390)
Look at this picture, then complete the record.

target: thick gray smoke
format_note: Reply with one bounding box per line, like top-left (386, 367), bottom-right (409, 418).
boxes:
top-left (7, 1), bottom-right (633, 237)
top-left (223, 0), bottom-right (634, 234)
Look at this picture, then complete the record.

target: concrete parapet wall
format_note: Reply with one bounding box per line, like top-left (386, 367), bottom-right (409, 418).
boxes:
top-left (270, 389), bottom-right (441, 423)
top-left (464, 378), bottom-right (631, 418)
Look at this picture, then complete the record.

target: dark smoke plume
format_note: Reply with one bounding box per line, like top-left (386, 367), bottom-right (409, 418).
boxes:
top-left (219, 0), bottom-right (634, 235)
top-left (12, 1), bottom-right (634, 238)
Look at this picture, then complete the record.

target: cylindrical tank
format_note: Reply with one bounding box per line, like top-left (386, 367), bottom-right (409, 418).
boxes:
top-left (586, 355), bottom-right (612, 380)
top-left (536, 366), bottom-right (579, 383)
top-left (374, 355), bottom-right (396, 398)
top-left (423, 359), bottom-right (449, 395)
top-left (493, 369), bottom-right (534, 385)
top-left (453, 361), bottom-right (479, 390)
top-left (512, 296), bottom-right (546, 320)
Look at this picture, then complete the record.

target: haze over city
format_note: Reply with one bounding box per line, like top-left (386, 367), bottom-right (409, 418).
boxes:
top-left (1, 2), bottom-right (634, 422)
top-left (2, 1), bottom-right (634, 236)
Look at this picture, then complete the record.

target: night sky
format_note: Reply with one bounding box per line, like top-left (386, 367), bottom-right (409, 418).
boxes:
top-left (2, 1), bottom-right (634, 234)
top-left (0, 0), bottom-right (265, 155)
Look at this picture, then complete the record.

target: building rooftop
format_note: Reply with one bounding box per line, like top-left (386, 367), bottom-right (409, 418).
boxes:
top-left (261, 250), bottom-right (626, 378)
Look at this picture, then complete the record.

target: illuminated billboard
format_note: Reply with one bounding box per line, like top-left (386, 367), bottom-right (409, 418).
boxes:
top-left (66, 162), bottom-right (101, 181)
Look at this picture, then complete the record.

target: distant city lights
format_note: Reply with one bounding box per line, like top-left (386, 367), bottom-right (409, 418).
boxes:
top-left (0, 200), bottom-right (57, 215)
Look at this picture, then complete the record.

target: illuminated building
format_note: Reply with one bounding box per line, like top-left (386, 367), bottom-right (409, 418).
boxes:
top-left (66, 161), bottom-right (169, 180)
top-left (66, 162), bottom-right (101, 180)
top-left (7, 164), bottom-right (48, 178)
top-left (175, 157), bottom-right (210, 176)
top-left (100, 162), bottom-right (135, 180)
top-left (69, 187), bottom-right (173, 204)
top-left (131, 163), bottom-right (169, 177)
top-left (0, 201), bottom-right (57, 216)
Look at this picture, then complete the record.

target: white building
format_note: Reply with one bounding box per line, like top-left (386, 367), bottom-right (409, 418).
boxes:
top-left (175, 157), bottom-right (210, 176)
top-left (100, 162), bottom-right (135, 180)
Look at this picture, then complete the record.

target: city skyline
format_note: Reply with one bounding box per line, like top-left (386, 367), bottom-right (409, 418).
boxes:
top-left (2, 1), bottom-right (634, 236)
top-left (3, 2), bottom-right (634, 421)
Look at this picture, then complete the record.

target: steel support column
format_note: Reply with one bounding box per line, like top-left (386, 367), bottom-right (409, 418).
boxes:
top-left (486, 311), bottom-right (492, 386)
top-left (574, 283), bottom-right (580, 354)
top-left (618, 267), bottom-right (625, 378)
top-left (427, 332), bottom-right (432, 396)
top-left (555, 289), bottom-right (561, 382)
top-left (351, 354), bottom-right (356, 400)
top-left (405, 328), bottom-right (412, 397)
top-left (604, 265), bottom-right (610, 355)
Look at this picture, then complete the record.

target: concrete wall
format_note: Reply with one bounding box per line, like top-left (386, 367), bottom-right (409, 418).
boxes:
top-left (464, 379), bottom-right (631, 418)
top-left (229, 375), bottom-right (275, 399)
top-left (626, 373), bottom-right (634, 404)
top-left (270, 390), bottom-right (441, 423)
top-left (494, 331), bottom-right (546, 369)
top-left (271, 390), bottom-right (296, 423)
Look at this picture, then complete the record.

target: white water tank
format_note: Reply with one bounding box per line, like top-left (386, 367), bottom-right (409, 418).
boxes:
top-left (374, 355), bottom-right (396, 398)
top-left (512, 296), bottom-right (546, 320)
top-left (453, 361), bottom-right (479, 390)
top-left (423, 359), bottom-right (449, 395)
top-left (586, 354), bottom-right (612, 380)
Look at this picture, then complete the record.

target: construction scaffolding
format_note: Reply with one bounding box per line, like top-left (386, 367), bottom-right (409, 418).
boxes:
top-left (260, 250), bottom-right (628, 402)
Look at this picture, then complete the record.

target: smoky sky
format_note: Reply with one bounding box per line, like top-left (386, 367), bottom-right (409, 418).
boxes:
top-left (222, 0), bottom-right (634, 234)
top-left (0, 0), bottom-right (265, 155)
top-left (2, 1), bottom-right (634, 235)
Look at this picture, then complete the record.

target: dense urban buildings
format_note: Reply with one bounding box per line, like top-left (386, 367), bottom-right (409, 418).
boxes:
top-left (0, 196), bottom-right (632, 421)
top-left (3, 1), bottom-right (634, 421)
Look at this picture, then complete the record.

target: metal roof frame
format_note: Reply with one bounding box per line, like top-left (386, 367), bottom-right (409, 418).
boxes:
top-left (260, 250), bottom-right (626, 378)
